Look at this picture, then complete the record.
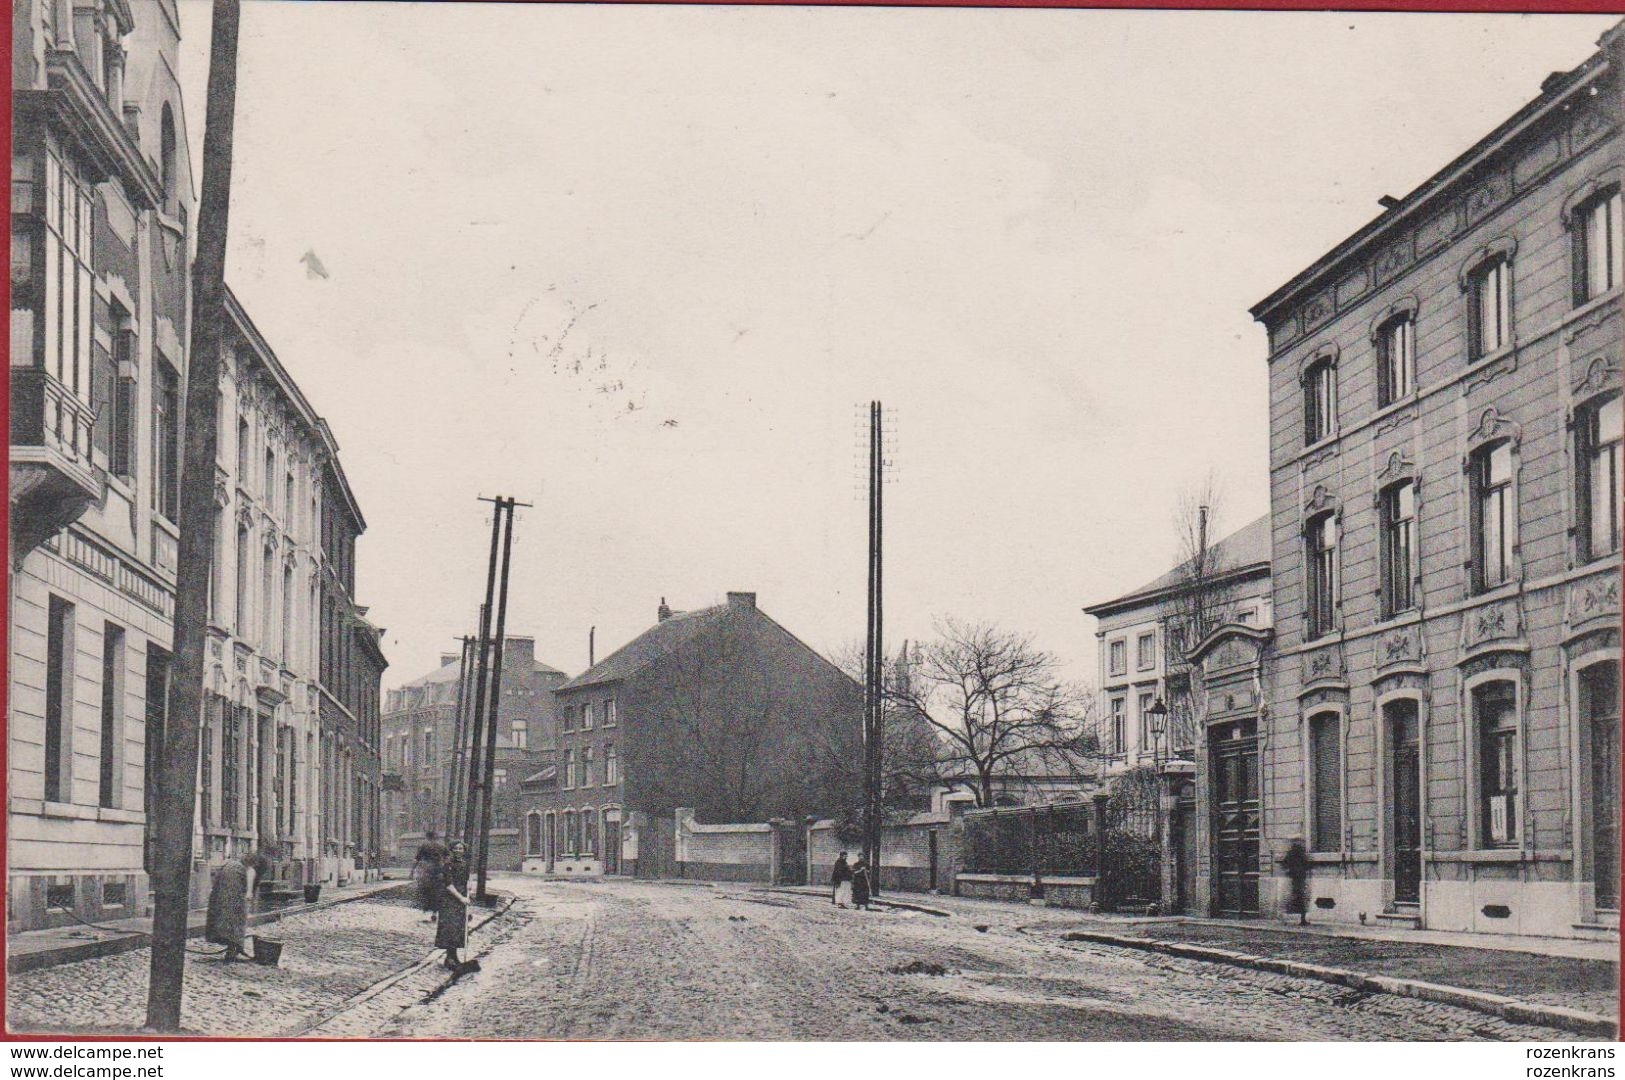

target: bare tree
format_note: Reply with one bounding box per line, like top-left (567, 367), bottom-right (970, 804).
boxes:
top-left (1158, 474), bottom-right (1241, 750)
top-left (883, 619), bottom-right (1100, 809)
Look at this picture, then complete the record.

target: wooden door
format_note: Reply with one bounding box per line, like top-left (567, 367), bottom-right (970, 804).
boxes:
top-left (1389, 702), bottom-right (1421, 906)
top-left (1211, 724), bottom-right (1260, 916)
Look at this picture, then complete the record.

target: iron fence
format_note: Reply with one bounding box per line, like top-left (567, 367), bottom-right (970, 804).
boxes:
top-left (960, 801), bottom-right (1098, 877)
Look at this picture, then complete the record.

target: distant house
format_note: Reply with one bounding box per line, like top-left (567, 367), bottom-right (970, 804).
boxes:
top-left (521, 592), bottom-right (861, 877)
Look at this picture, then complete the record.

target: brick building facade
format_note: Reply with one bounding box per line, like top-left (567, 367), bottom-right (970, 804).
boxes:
top-left (1245, 25), bottom-right (1623, 936)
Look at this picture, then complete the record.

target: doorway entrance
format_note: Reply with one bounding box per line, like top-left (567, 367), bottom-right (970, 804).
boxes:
top-left (1386, 699), bottom-right (1422, 906)
top-left (1210, 720), bottom-right (1260, 916)
top-left (1584, 663), bottom-right (1620, 911)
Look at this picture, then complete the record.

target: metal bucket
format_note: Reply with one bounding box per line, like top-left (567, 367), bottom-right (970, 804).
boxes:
top-left (250, 937), bottom-right (283, 966)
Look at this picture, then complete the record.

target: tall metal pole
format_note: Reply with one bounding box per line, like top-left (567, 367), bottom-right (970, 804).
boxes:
top-left (145, 0), bottom-right (241, 1033)
top-left (871, 402), bottom-right (884, 896)
top-left (443, 635), bottom-right (472, 834)
top-left (863, 403), bottom-right (877, 879)
top-left (476, 497), bottom-right (519, 899)
top-left (461, 511), bottom-right (502, 852)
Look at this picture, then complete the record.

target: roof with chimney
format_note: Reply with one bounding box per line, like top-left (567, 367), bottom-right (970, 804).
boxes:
top-left (1083, 514), bottom-right (1272, 619)
top-left (395, 637), bottom-right (564, 689)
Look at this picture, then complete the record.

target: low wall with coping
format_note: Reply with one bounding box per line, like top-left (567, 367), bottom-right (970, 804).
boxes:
top-left (673, 808), bottom-right (776, 884)
top-left (808, 813), bottom-right (953, 895)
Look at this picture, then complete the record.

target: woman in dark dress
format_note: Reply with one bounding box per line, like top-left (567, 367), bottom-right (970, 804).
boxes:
top-left (851, 857), bottom-right (872, 911)
top-left (414, 830), bottom-right (449, 923)
top-left (436, 840), bottom-right (472, 969)
top-left (205, 852), bottom-right (270, 962)
top-left (831, 852), bottom-right (853, 908)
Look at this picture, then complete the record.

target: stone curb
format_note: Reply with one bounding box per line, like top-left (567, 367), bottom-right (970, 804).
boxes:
top-left (1059, 929), bottom-right (1618, 1039)
top-left (6, 883), bottom-right (414, 976)
top-left (291, 895), bottom-right (516, 1038)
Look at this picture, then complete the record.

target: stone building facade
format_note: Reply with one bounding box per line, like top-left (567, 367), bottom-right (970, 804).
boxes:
top-left (7, 0), bottom-right (195, 932)
top-left (380, 636), bottom-right (564, 861)
top-left (1248, 25), bottom-right (1622, 937)
top-left (520, 592), bottom-right (861, 878)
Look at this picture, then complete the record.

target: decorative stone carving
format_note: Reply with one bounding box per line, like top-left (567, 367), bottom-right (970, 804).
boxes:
top-left (1374, 405), bottom-right (1416, 438)
top-left (1374, 237), bottom-right (1412, 284)
top-left (1467, 405), bottom-right (1521, 451)
top-left (1304, 484), bottom-right (1336, 516)
top-left (1301, 290), bottom-right (1334, 332)
top-left (1463, 352), bottom-right (1517, 397)
top-left (1564, 574), bottom-right (1621, 637)
top-left (1572, 356), bottom-right (1621, 402)
top-left (1465, 173), bottom-right (1511, 223)
top-left (1303, 645), bottom-right (1345, 685)
top-left (1375, 624), bottom-right (1424, 674)
top-left (1460, 597), bottom-right (1523, 654)
top-left (1375, 450), bottom-right (1416, 486)
top-left (1572, 104), bottom-right (1612, 150)
top-left (1302, 443), bottom-right (1337, 469)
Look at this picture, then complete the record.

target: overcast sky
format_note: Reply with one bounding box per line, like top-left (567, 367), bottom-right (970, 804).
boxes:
top-left (176, 4), bottom-right (1616, 690)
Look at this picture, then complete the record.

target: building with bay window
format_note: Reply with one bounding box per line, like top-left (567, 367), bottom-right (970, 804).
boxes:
top-left (1247, 23), bottom-right (1622, 937)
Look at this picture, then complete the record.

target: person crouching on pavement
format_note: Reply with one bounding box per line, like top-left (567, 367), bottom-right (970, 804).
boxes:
top-left (206, 851), bottom-right (271, 962)
top-left (437, 839), bottom-right (473, 970)
top-left (851, 857), bottom-right (872, 911)
top-left (831, 851), bottom-right (853, 908)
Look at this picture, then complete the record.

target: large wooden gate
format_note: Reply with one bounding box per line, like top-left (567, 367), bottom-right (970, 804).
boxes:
top-left (1210, 720), bottom-right (1260, 917)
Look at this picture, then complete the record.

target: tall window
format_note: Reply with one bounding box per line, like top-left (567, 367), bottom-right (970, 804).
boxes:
top-left (99, 623), bottom-right (125, 809)
top-left (1471, 442), bottom-right (1515, 593)
top-left (234, 524), bottom-right (251, 633)
top-left (1474, 682), bottom-right (1519, 848)
top-left (422, 729), bottom-right (433, 765)
top-left (1304, 359), bottom-right (1336, 446)
top-left (1579, 395), bottom-right (1622, 561)
top-left (143, 646), bottom-right (172, 856)
top-left (200, 705), bottom-right (214, 830)
top-left (605, 743), bottom-right (618, 786)
top-left (1308, 712), bottom-right (1341, 852)
top-left (221, 701), bottom-right (241, 829)
top-left (581, 702), bottom-right (594, 731)
top-left (109, 320), bottom-right (136, 477)
top-left (605, 699), bottom-right (617, 727)
top-left (260, 546), bottom-right (275, 646)
top-left (1469, 258), bottom-right (1511, 358)
top-left (1137, 633), bottom-right (1156, 671)
top-left (563, 748), bottom-right (575, 790)
top-left (44, 596), bottom-right (75, 803)
top-left (1108, 640), bottom-right (1126, 676)
top-left (582, 810), bottom-right (598, 858)
top-left (280, 564), bottom-right (293, 661)
top-left (1137, 692), bottom-right (1156, 750)
top-left (563, 809), bottom-right (578, 854)
top-left (42, 151), bottom-right (94, 403)
top-left (1379, 481), bottom-right (1417, 617)
top-left (285, 472), bottom-right (296, 530)
top-left (511, 719), bottom-right (528, 749)
top-left (264, 448), bottom-right (275, 501)
top-left (1110, 697), bottom-right (1126, 755)
top-left (237, 418), bottom-right (250, 482)
top-left (153, 358), bottom-right (180, 520)
top-left (1377, 315), bottom-right (1415, 407)
top-left (1305, 513), bottom-right (1337, 639)
top-left (580, 746), bottom-right (594, 788)
top-left (1577, 187), bottom-right (1623, 304)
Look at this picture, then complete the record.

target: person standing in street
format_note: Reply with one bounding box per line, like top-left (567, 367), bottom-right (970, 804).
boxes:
top-left (414, 829), bottom-right (449, 923)
top-left (205, 851), bottom-right (271, 962)
top-left (1281, 836), bottom-right (1311, 926)
top-left (831, 851), bottom-right (853, 908)
top-left (851, 856), bottom-right (872, 911)
top-left (437, 839), bottom-right (473, 970)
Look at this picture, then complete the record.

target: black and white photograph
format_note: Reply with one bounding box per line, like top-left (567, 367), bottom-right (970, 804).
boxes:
top-left (5, 0), bottom-right (1623, 1047)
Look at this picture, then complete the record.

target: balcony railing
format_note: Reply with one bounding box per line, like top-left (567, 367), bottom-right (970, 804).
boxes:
top-left (12, 367), bottom-right (98, 481)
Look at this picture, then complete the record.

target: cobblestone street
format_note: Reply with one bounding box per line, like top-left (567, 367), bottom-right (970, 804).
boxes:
top-left (319, 877), bottom-right (1602, 1041)
top-left (7, 876), bottom-right (1611, 1040)
top-left (5, 890), bottom-right (468, 1036)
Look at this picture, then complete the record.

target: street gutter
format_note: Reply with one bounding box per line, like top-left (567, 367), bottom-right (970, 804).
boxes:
top-left (1056, 927), bottom-right (1618, 1039)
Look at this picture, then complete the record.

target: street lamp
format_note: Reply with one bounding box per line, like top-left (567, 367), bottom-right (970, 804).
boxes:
top-left (1147, 698), bottom-right (1169, 769)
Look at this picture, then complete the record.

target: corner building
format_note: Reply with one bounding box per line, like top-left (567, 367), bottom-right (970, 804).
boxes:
top-left (1248, 25), bottom-right (1623, 936)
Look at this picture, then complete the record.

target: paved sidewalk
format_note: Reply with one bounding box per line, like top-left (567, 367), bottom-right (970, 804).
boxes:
top-left (1042, 917), bottom-right (1619, 1018)
top-left (5, 876), bottom-right (409, 974)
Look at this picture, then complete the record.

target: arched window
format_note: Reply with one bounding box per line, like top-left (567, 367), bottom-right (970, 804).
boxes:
top-left (159, 104), bottom-right (177, 211)
top-left (563, 810), bottom-right (577, 855)
top-left (1472, 679), bottom-right (1519, 849)
top-left (1469, 441), bottom-right (1515, 593)
top-left (1378, 481), bottom-right (1417, 617)
top-left (1307, 711), bottom-right (1341, 852)
top-left (1305, 512), bottom-right (1338, 639)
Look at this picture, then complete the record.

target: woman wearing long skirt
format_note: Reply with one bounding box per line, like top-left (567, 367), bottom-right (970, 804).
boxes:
top-left (436, 840), bottom-right (473, 970)
top-left (205, 852), bottom-right (270, 962)
top-left (851, 857), bottom-right (872, 911)
top-left (414, 830), bottom-right (448, 923)
top-left (831, 851), bottom-right (853, 908)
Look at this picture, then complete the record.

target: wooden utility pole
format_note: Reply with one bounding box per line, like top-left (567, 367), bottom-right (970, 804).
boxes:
top-left (863, 401), bottom-right (885, 895)
top-left (145, 0), bottom-right (242, 1033)
top-left (461, 519), bottom-right (502, 853)
top-left (443, 635), bottom-right (473, 834)
top-left (475, 496), bottom-right (526, 899)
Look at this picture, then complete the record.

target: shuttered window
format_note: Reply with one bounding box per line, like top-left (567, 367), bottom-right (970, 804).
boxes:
top-left (1309, 712), bottom-right (1341, 853)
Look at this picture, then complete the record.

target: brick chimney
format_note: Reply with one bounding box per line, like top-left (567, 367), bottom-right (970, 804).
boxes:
top-left (657, 597), bottom-right (672, 622)
top-left (726, 591), bottom-right (756, 611)
top-left (439, 653), bottom-right (460, 668)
